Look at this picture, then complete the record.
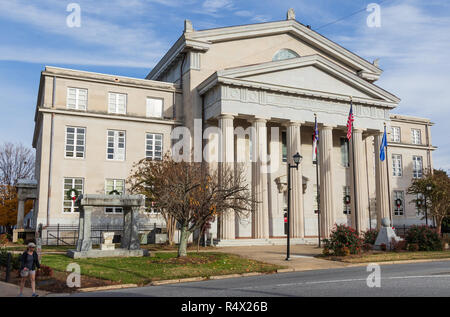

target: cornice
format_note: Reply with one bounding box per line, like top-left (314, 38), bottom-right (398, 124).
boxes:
top-left (44, 67), bottom-right (181, 93)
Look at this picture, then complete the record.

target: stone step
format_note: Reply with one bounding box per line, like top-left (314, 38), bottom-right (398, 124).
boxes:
top-left (214, 238), bottom-right (317, 247)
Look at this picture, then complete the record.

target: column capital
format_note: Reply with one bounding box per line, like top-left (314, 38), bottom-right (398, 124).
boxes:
top-left (353, 127), bottom-right (366, 133)
top-left (320, 125), bottom-right (335, 131)
top-left (282, 120), bottom-right (303, 127)
top-left (250, 117), bottom-right (267, 124)
top-left (218, 114), bottom-right (235, 120)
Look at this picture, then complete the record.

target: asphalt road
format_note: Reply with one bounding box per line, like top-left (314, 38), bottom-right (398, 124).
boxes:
top-left (61, 260), bottom-right (450, 297)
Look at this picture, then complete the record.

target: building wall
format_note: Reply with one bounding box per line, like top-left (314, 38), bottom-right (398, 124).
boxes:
top-left (33, 69), bottom-right (181, 227)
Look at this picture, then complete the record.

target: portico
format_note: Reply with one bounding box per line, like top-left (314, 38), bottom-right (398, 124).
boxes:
top-left (198, 54), bottom-right (399, 242)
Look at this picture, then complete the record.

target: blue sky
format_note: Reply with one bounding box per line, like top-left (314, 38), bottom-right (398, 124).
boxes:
top-left (0, 0), bottom-right (449, 171)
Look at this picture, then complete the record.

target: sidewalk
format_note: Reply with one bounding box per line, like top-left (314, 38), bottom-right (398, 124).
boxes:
top-left (0, 281), bottom-right (48, 297)
top-left (215, 244), bottom-right (351, 271)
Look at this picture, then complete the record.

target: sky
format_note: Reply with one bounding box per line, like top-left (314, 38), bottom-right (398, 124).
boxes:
top-left (0, 0), bottom-right (449, 171)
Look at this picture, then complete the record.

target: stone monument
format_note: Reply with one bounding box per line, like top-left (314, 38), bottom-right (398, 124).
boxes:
top-left (373, 217), bottom-right (402, 250)
top-left (100, 232), bottom-right (115, 251)
top-left (67, 194), bottom-right (149, 258)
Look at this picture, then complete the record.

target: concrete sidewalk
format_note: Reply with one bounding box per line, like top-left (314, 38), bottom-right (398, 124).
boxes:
top-left (215, 244), bottom-right (351, 271)
top-left (0, 281), bottom-right (48, 297)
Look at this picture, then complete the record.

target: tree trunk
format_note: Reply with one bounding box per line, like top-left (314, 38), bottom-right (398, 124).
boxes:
top-left (178, 225), bottom-right (191, 257)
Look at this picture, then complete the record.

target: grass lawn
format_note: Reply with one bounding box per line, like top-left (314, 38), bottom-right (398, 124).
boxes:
top-left (318, 250), bottom-right (450, 263)
top-left (41, 252), bottom-right (283, 286)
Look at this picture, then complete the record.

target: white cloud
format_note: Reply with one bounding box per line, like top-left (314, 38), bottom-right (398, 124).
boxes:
top-left (202, 0), bottom-right (233, 13)
top-left (0, 0), bottom-right (168, 66)
top-left (334, 1), bottom-right (450, 170)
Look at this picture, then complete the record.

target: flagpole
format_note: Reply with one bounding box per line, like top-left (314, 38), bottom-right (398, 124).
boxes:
top-left (350, 97), bottom-right (360, 233)
top-left (314, 113), bottom-right (321, 247)
top-left (384, 123), bottom-right (393, 224)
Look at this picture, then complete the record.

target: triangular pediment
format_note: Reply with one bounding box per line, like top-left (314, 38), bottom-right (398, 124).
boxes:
top-left (217, 55), bottom-right (399, 103)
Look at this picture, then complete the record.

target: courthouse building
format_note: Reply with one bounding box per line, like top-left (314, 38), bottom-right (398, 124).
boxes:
top-left (30, 10), bottom-right (436, 244)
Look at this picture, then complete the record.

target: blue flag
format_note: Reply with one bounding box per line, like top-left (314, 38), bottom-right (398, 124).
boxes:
top-left (380, 126), bottom-right (388, 161)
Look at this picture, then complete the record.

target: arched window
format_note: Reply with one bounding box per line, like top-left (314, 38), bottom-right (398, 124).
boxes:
top-left (272, 49), bottom-right (300, 61)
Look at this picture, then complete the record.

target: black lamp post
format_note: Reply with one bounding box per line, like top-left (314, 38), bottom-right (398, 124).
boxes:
top-left (425, 184), bottom-right (432, 226)
top-left (286, 152), bottom-right (302, 261)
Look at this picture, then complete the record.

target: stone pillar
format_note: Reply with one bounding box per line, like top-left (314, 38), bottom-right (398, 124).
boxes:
top-left (374, 132), bottom-right (390, 229)
top-left (349, 128), bottom-right (369, 233)
top-left (17, 199), bottom-right (25, 229)
top-left (218, 114), bottom-right (235, 240)
top-left (251, 118), bottom-right (269, 239)
top-left (76, 206), bottom-right (93, 252)
top-left (319, 126), bottom-right (336, 238)
top-left (286, 121), bottom-right (304, 238)
top-left (121, 206), bottom-right (140, 250)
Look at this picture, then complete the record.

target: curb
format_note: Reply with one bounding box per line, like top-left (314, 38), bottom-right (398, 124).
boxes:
top-left (78, 283), bottom-right (138, 292)
top-left (344, 257), bottom-right (450, 267)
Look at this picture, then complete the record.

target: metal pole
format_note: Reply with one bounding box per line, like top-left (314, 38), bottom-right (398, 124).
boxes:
top-left (286, 164), bottom-right (291, 261)
top-left (424, 194), bottom-right (428, 226)
top-left (385, 139), bottom-right (393, 225)
top-left (315, 159), bottom-right (321, 247)
top-left (5, 253), bottom-right (11, 282)
top-left (351, 126), bottom-right (359, 233)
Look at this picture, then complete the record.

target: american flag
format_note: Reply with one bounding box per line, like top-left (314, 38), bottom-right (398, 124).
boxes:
top-left (346, 102), bottom-right (354, 140)
top-left (313, 115), bottom-right (319, 162)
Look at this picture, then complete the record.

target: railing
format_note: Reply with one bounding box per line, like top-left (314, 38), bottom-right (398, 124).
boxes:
top-left (43, 223), bottom-right (165, 246)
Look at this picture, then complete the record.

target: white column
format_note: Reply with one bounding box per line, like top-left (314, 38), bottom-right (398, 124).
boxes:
top-left (349, 128), bottom-right (369, 233)
top-left (374, 131), bottom-right (390, 229)
top-left (251, 118), bottom-right (269, 239)
top-left (286, 121), bottom-right (304, 238)
top-left (218, 114), bottom-right (235, 240)
top-left (319, 126), bottom-right (335, 238)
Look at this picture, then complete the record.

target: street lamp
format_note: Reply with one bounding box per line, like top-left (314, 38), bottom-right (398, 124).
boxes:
top-left (286, 152), bottom-right (302, 261)
top-left (425, 184), bottom-right (432, 226)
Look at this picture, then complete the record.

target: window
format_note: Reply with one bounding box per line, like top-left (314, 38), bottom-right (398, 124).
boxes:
top-left (391, 126), bottom-right (401, 143)
top-left (340, 138), bottom-right (349, 167)
top-left (146, 98), bottom-right (163, 118)
top-left (107, 130), bottom-right (126, 161)
top-left (146, 133), bottom-right (163, 160)
top-left (393, 191), bottom-right (404, 216)
top-left (413, 156), bottom-right (423, 178)
top-left (144, 186), bottom-right (160, 214)
top-left (67, 88), bottom-right (87, 110)
top-left (272, 49), bottom-right (300, 61)
top-left (281, 131), bottom-right (287, 163)
top-left (63, 178), bottom-right (84, 213)
top-left (392, 154), bottom-right (402, 177)
top-left (412, 129), bottom-right (422, 145)
top-left (65, 127), bottom-right (85, 158)
top-left (343, 186), bottom-right (351, 214)
top-left (105, 179), bottom-right (125, 214)
top-left (108, 92), bottom-right (127, 114)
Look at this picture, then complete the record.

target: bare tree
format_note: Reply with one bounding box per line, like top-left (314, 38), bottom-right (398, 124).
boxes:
top-left (128, 154), bottom-right (254, 257)
top-left (0, 142), bottom-right (35, 186)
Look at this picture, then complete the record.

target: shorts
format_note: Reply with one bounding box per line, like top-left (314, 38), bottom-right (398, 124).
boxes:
top-left (20, 269), bottom-right (35, 278)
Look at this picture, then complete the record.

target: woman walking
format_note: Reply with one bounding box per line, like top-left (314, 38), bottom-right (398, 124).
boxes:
top-left (19, 242), bottom-right (40, 297)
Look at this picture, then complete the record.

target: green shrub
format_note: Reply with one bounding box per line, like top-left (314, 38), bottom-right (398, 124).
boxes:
top-left (322, 224), bottom-right (363, 256)
top-left (15, 238), bottom-right (24, 245)
top-left (405, 225), bottom-right (443, 251)
top-left (408, 243), bottom-right (419, 252)
top-left (0, 247), bottom-right (21, 270)
top-left (363, 229), bottom-right (379, 245)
